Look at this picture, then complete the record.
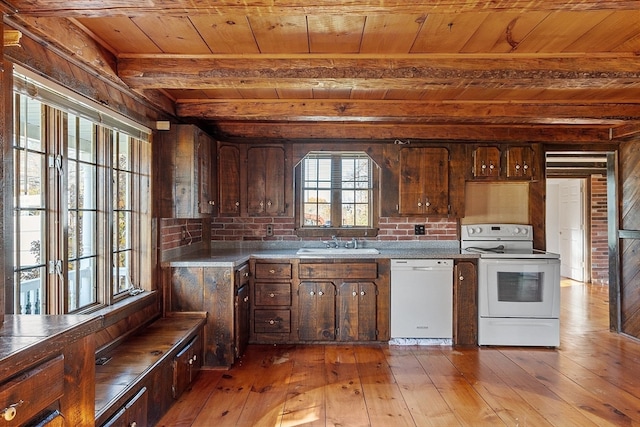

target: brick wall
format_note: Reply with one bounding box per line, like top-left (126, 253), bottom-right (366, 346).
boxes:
top-left (590, 175), bottom-right (609, 284)
top-left (159, 218), bottom-right (204, 251)
top-left (210, 216), bottom-right (459, 242)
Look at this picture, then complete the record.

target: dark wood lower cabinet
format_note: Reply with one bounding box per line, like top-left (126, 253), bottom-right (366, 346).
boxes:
top-left (172, 335), bottom-right (203, 399)
top-left (298, 281), bottom-right (337, 341)
top-left (102, 387), bottom-right (148, 427)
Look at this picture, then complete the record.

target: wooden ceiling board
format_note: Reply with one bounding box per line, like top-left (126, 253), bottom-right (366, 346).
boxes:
top-left (515, 11), bottom-right (613, 53)
top-left (201, 88), bottom-right (244, 99)
top-left (307, 15), bottom-right (365, 53)
top-left (312, 88), bottom-right (352, 99)
top-left (164, 88), bottom-right (211, 99)
top-left (238, 88), bottom-right (279, 99)
top-left (563, 11), bottom-right (640, 52)
top-left (189, 15), bottom-right (260, 54)
top-left (411, 12), bottom-right (489, 53)
top-left (76, 17), bottom-right (162, 54)
top-left (350, 88), bottom-right (387, 100)
top-left (459, 11), bottom-right (549, 53)
top-left (276, 88), bottom-right (313, 99)
top-left (249, 16), bottom-right (309, 53)
top-left (131, 15), bottom-right (211, 54)
top-left (359, 15), bottom-right (423, 53)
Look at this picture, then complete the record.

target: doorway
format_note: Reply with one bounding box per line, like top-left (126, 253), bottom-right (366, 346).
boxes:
top-left (546, 178), bottom-right (587, 282)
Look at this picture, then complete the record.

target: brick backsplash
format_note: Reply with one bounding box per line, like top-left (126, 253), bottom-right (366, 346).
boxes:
top-left (210, 216), bottom-right (458, 242)
top-left (159, 218), bottom-right (204, 251)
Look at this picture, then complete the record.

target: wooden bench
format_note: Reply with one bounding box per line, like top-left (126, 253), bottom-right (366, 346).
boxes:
top-left (94, 314), bottom-right (206, 427)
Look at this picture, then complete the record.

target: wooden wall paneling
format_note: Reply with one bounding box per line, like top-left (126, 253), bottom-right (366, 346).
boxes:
top-left (618, 139), bottom-right (640, 339)
top-left (204, 267), bottom-right (234, 367)
top-left (170, 267), bottom-right (205, 312)
top-left (61, 334), bottom-right (96, 426)
top-left (620, 239), bottom-right (640, 337)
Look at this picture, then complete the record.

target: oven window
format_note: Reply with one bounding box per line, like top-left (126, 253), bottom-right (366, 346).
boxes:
top-left (497, 272), bottom-right (544, 302)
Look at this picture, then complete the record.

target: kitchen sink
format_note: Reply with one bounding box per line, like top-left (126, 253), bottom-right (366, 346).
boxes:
top-left (296, 247), bottom-right (380, 255)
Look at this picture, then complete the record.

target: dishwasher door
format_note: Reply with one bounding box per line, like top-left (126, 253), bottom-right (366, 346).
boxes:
top-left (390, 259), bottom-right (454, 339)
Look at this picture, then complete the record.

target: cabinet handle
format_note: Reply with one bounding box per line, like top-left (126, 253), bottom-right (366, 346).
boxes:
top-left (309, 291), bottom-right (315, 296)
top-left (2, 401), bottom-right (23, 422)
top-left (269, 269), bottom-right (276, 274)
top-left (425, 200), bottom-right (431, 207)
top-left (360, 291), bottom-right (366, 296)
top-left (352, 291), bottom-right (357, 297)
top-left (244, 296), bottom-right (249, 303)
top-left (459, 275), bottom-right (464, 281)
top-left (318, 291), bottom-right (324, 296)
top-left (417, 200), bottom-right (422, 207)
top-left (267, 200), bottom-right (272, 207)
top-left (259, 200), bottom-right (264, 208)
top-left (131, 422), bottom-right (138, 427)
top-left (268, 319), bottom-right (277, 325)
top-left (269, 293), bottom-right (275, 298)
top-left (193, 354), bottom-right (197, 361)
top-left (208, 200), bottom-right (215, 206)
top-left (244, 272), bottom-right (249, 277)
top-left (189, 357), bottom-right (194, 365)
top-left (515, 163), bottom-right (521, 171)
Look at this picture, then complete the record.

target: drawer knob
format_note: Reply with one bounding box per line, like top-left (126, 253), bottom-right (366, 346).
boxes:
top-left (459, 275), bottom-right (464, 281)
top-left (352, 291), bottom-right (357, 297)
top-left (318, 291), bottom-right (324, 296)
top-left (269, 269), bottom-right (276, 274)
top-left (269, 319), bottom-right (276, 325)
top-left (269, 293), bottom-right (275, 298)
top-left (360, 291), bottom-right (366, 296)
top-left (2, 400), bottom-right (23, 422)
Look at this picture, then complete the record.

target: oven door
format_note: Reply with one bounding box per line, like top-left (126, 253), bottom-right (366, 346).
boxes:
top-left (479, 258), bottom-right (560, 318)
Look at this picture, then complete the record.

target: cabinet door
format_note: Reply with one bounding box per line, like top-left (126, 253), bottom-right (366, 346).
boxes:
top-left (337, 281), bottom-right (377, 341)
top-left (473, 146), bottom-right (501, 178)
top-left (196, 130), bottom-right (215, 214)
top-left (235, 284), bottom-right (250, 359)
top-left (218, 144), bottom-right (241, 215)
top-left (102, 387), bottom-right (147, 427)
top-left (172, 336), bottom-right (199, 399)
top-left (506, 146), bottom-right (534, 179)
top-left (454, 261), bottom-right (477, 345)
top-left (247, 146), bottom-right (286, 216)
top-left (398, 147), bottom-right (449, 215)
top-left (298, 282), bottom-right (336, 341)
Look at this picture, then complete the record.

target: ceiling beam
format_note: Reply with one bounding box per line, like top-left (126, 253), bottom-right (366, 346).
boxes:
top-left (7, 0), bottom-right (640, 17)
top-left (118, 55), bottom-right (640, 91)
top-left (212, 121), bottom-right (613, 142)
top-left (176, 100), bottom-right (637, 124)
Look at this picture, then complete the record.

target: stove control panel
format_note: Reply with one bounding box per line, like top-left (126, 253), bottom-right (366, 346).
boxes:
top-left (461, 224), bottom-right (532, 241)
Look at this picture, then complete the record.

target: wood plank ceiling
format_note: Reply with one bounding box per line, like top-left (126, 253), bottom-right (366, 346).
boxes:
top-left (4, 1), bottom-right (640, 142)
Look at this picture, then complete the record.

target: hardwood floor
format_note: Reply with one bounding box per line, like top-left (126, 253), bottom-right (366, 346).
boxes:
top-left (158, 279), bottom-right (640, 427)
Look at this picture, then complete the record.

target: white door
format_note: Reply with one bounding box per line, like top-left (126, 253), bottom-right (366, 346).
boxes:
top-left (558, 179), bottom-right (586, 281)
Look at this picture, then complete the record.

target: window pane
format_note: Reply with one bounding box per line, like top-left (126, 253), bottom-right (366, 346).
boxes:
top-left (16, 267), bottom-right (45, 314)
top-left (300, 152), bottom-right (374, 229)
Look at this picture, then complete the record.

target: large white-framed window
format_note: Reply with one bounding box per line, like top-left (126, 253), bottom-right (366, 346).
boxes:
top-left (12, 72), bottom-right (150, 314)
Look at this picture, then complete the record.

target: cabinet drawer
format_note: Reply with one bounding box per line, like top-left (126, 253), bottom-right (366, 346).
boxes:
top-left (255, 282), bottom-right (291, 306)
top-left (254, 309), bottom-right (291, 333)
top-left (299, 263), bottom-right (378, 279)
top-left (0, 355), bottom-right (64, 426)
top-left (254, 263), bottom-right (292, 279)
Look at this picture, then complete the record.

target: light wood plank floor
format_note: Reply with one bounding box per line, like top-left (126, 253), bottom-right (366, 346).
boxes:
top-left (158, 279), bottom-right (640, 427)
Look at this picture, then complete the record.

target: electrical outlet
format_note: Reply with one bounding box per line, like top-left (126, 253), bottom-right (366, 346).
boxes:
top-left (266, 224), bottom-right (274, 237)
top-left (181, 226), bottom-right (187, 240)
top-left (414, 224), bottom-right (425, 235)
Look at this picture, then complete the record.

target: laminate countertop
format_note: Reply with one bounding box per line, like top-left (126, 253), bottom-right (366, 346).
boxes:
top-left (162, 242), bottom-right (479, 268)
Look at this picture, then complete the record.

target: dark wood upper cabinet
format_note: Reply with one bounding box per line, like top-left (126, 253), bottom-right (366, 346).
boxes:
top-left (218, 144), bottom-right (242, 216)
top-left (155, 124), bottom-right (215, 218)
top-left (469, 144), bottom-right (539, 181)
top-left (398, 147), bottom-right (450, 215)
top-left (247, 146), bottom-right (286, 216)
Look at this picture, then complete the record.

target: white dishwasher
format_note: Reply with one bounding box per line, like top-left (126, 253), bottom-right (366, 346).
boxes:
top-left (390, 259), bottom-right (454, 340)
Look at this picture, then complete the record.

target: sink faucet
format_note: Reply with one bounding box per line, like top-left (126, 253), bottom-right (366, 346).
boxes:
top-left (322, 235), bottom-right (341, 248)
top-left (345, 238), bottom-right (358, 249)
